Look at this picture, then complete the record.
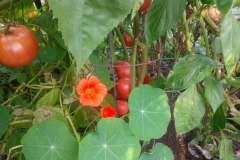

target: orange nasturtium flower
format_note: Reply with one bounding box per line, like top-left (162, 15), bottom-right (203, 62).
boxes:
top-left (101, 105), bottom-right (117, 118)
top-left (77, 76), bottom-right (107, 107)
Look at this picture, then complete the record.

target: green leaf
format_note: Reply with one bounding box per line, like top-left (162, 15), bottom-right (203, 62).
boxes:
top-left (5, 129), bottom-right (26, 153)
top-left (17, 72), bottom-right (27, 83)
top-left (90, 54), bottom-right (114, 89)
top-left (167, 54), bottom-right (220, 89)
top-left (221, 12), bottom-right (240, 76)
top-left (205, 75), bottom-right (225, 112)
top-left (48, 0), bottom-right (134, 70)
top-left (128, 85), bottom-right (171, 141)
top-left (225, 76), bottom-right (240, 87)
top-left (101, 94), bottom-right (115, 107)
top-left (78, 118), bottom-right (141, 160)
top-left (214, 37), bottom-right (222, 55)
top-left (219, 138), bottom-right (234, 160)
top-left (139, 143), bottom-right (174, 160)
top-left (149, 77), bottom-right (166, 89)
top-left (214, 0), bottom-right (234, 16)
top-left (73, 106), bottom-right (98, 129)
top-left (145, 0), bottom-right (187, 44)
top-left (33, 106), bottom-right (68, 125)
top-left (0, 105), bottom-right (9, 138)
top-left (21, 120), bottom-right (79, 160)
top-left (131, 0), bottom-right (144, 19)
top-left (231, 132), bottom-right (240, 141)
top-left (228, 118), bottom-right (240, 125)
top-left (38, 47), bottom-right (58, 63)
top-left (174, 85), bottom-right (205, 135)
top-left (36, 88), bottom-right (60, 107)
top-left (212, 105), bottom-right (226, 131)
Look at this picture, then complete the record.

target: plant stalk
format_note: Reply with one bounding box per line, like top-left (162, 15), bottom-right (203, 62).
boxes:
top-left (114, 27), bottom-right (129, 61)
top-left (182, 11), bottom-right (192, 54)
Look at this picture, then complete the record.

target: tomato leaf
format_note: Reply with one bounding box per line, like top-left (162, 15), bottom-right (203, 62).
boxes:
top-left (204, 75), bottom-right (225, 113)
top-left (128, 85), bottom-right (171, 141)
top-left (220, 12), bottom-right (240, 77)
top-left (131, 0), bottom-right (144, 19)
top-left (21, 120), bottom-right (79, 160)
top-left (36, 88), bottom-right (60, 107)
top-left (48, 0), bottom-right (134, 70)
top-left (225, 76), bottom-right (240, 88)
top-left (214, 0), bottom-right (234, 16)
top-left (38, 47), bottom-right (58, 63)
top-left (219, 138), bottom-right (234, 160)
top-left (0, 105), bottom-right (9, 138)
top-left (212, 105), bottom-right (226, 131)
top-left (139, 143), bottom-right (174, 160)
top-left (166, 54), bottom-right (220, 89)
top-left (78, 118), bottom-right (141, 160)
top-left (174, 85), bottom-right (205, 135)
top-left (33, 106), bottom-right (68, 126)
top-left (90, 54), bottom-right (114, 90)
top-left (144, 0), bottom-right (187, 44)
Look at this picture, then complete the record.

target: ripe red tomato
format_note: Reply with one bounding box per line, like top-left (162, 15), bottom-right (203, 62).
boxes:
top-left (116, 100), bottom-right (129, 116)
top-left (143, 74), bottom-right (151, 84)
top-left (115, 61), bottom-right (130, 78)
top-left (0, 24), bottom-right (38, 67)
top-left (116, 78), bottom-right (130, 100)
top-left (124, 34), bottom-right (132, 47)
top-left (138, 0), bottom-right (152, 13)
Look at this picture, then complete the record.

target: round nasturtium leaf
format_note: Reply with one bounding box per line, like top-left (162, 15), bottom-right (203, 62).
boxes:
top-left (139, 143), bottom-right (174, 160)
top-left (21, 120), bottom-right (79, 160)
top-left (0, 105), bottom-right (9, 138)
top-left (78, 118), bottom-right (141, 160)
top-left (128, 85), bottom-right (171, 141)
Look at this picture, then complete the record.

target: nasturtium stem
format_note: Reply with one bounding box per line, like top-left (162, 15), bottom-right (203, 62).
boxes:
top-left (114, 27), bottom-right (129, 61)
top-left (182, 11), bottom-right (192, 54)
top-left (65, 110), bottom-right (80, 143)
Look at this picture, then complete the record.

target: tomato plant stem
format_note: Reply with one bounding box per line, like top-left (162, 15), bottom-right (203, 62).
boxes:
top-left (196, 0), bottom-right (211, 57)
top-left (115, 27), bottom-right (129, 61)
top-left (108, 31), bottom-right (116, 63)
top-left (137, 45), bottom-right (148, 86)
top-left (182, 11), bottom-right (192, 54)
top-left (130, 39), bottom-right (138, 90)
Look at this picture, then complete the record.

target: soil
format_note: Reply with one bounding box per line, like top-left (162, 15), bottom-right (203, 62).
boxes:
top-left (158, 93), bottom-right (200, 160)
top-left (145, 59), bottom-right (240, 160)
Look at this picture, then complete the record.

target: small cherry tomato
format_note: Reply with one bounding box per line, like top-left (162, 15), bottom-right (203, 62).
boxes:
top-left (143, 74), bottom-right (151, 84)
top-left (115, 61), bottom-right (130, 78)
top-left (116, 78), bottom-right (130, 100)
top-left (0, 24), bottom-right (38, 67)
top-left (124, 34), bottom-right (132, 47)
top-left (138, 0), bottom-right (152, 13)
top-left (116, 100), bottom-right (129, 116)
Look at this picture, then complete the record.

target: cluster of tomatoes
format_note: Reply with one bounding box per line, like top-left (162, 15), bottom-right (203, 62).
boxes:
top-left (0, 24), bottom-right (38, 68)
top-left (114, 61), bottom-right (131, 116)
